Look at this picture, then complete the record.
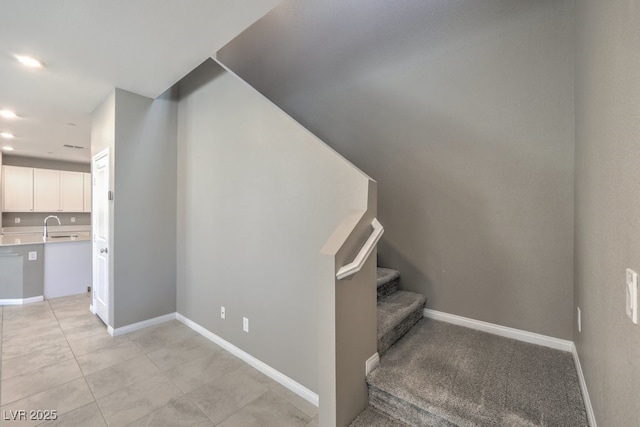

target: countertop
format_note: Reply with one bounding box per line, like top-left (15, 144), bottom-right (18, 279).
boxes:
top-left (0, 230), bottom-right (91, 247)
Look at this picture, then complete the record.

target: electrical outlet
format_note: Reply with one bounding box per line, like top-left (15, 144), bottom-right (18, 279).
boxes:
top-left (626, 268), bottom-right (638, 324)
top-left (221, 306), bottom-right (226, 319)
top-left (28, 251), bottom-right (37, 261)
top-left (71, 217), bottom-right (76, 223)
top-left (14, 217), bottom-right (20, 224)
top-left (243, 317), bottom-right (249, 333)
top-left (577, 307), bottom-right (581, 332)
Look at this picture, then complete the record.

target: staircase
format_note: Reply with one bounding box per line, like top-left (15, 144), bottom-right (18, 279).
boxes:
top-left (352, 268), bottom-right (588, 427)
top-left (375, 268), bottom-right (426, 357)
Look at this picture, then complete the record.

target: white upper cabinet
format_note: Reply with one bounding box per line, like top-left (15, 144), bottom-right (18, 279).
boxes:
top-left (2, 166), bottom-right (34, 212)
top-left (83, 173), bottom-right (92, 213)
top-left (2, 166), bottom-right (89, 213)
top-left (60, 171), bottom-right (84, 212)
top-left (34, 168), bottom-right (61, 212)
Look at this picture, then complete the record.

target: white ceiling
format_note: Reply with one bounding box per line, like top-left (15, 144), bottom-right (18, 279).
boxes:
top-left (0, 0), bottom-right (280, 163)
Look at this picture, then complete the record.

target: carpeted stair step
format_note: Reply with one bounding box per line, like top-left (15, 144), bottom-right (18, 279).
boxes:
top-left (367, 319), bottom-right (588, 427)
top-left (377, 267), bottom-right (400, 300)
top-left (377, 290), bottom-right (426, 356)
top-left (350, 406), bottom-right (409, 426)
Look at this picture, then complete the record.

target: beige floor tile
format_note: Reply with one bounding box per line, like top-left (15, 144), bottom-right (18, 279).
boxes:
top-left (128, 322), bottom-right (197, 354)
top-left (272, 383), bottom-right (319, 418)
top-left (125, 320), bottom-right (183, 340)
top-left (127, 396), bottom-right (214, 427)
top-left (1, 331), bottom-right (68, 364)
top-left (67, 334), bottom-right (130, 358)
top-left (61, 320), bottom-right (107, 342)
top-left (2, 301), bottom-right (51, 317)
top-left (0, 300), bottom-right (314, 427)
top-left (0, 358), bottom-right (83, 405)
top-left (1, 316), bottom-right (60, 339)
top-left (0, 378), bottom-right (93, 427)
top-left (305, 415), bottom-right (319, 427)
top-left (84, 355), bottom-right (161, 399)
top-left (2, 311), bottom-right (57, 327)
top-left (1, 342), bottom-right (74, 380)
top-left (217, 390), bottom-right (311, 427)
top-left (41, 402), bottom-right (107, 427)
top-left (58, 312), bottom-right (104, 332)
top-left (146, 336), bottom-right (217, 371)
top-left (238, 364), bottom-right (280, 389)
top-left (186, 366), bottom-right (270, 424)
top-left (51, 305), bottom-right (94, 321)
top-left (165, 351), bottom-right (245, 393)
top-left (76, 339), bottom-right (142, 375)
top-left (47, 293), bottom-right (90, 308)
top-left (96, 374), bottom-right (183, 427)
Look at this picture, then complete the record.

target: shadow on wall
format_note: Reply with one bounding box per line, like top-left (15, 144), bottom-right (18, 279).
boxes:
top-left (299, 69), bottom-right (573, 338)
top-left (217, 0), bottom-right (575, 339)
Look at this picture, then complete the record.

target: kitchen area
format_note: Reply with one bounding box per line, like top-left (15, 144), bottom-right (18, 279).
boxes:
top-left (0, 154), bottom-right (92, 305)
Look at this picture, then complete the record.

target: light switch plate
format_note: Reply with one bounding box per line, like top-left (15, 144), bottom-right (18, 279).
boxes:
top-left (28, 251), bottom-right (37, 261)
top-left (626, 268), bottom-right (638, 324)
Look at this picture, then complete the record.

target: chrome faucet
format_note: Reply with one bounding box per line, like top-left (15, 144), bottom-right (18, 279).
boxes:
top-left (43, 215), bottom-right (61, 239)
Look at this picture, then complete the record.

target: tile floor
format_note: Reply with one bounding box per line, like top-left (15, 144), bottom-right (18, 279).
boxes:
top-left (0, 294), bottom-right (319, 426)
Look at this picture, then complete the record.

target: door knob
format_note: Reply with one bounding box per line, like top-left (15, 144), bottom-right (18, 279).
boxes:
top-left (100, 248), bottom-right (108, 254)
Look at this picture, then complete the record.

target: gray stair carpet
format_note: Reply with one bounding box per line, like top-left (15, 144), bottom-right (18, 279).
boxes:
top-left (368, 318), bottom-right (588, 427)
top-left (377, 267), bottom-right (400, 300)
top-left (350, 406), bottom-right (409, 426)
top-left (377, 290), bottom-right (426, 356)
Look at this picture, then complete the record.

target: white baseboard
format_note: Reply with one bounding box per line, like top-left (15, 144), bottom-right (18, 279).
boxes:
top-left (176, 313), bottom-right (319, 407)
top-left (423, 309), bottom-right (573, 352)
top-left (0, 295), bottom-right (44, 306)
top-left (366, 352), bottom-right (380, 375)
top-left (572, 343), bottom-right (597, 427)
top-left (108, 312), bottom-right (177, 337)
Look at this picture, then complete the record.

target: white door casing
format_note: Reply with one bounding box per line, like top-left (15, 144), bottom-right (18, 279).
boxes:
top-left (92, 149), bottom-right (110, 325)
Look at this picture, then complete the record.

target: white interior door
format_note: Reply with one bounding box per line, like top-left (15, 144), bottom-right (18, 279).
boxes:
top-left (92, 149), bottom-right (110, 325)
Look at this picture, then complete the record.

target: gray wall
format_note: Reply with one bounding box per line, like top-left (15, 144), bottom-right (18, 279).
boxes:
top-left (218, 0), bottom-right (575, 339)
top-left (3, 213), bottom-right (91, 228)
top-left (91, 88), bottom-right (178, 329)
top-left (2, 155), bottom-right (90, 172)
top-left (176, 59), bottom-right (370, 391)
top-left (113, 88), bottom-right (178, 328)
top-left (0, 244), bottom-right (44, 299)
top-left (574, 1), bottom-right (640, 425)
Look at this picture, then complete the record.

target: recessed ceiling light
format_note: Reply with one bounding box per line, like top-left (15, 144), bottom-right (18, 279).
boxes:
top-left (0, 110), bottom-right (17, 119)
top-left (0, 132), bottom-right (15, 139)
top-left (2, 146), bottom-right (14, 151)
top-left (15, 55), bottom-right (44, 68)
